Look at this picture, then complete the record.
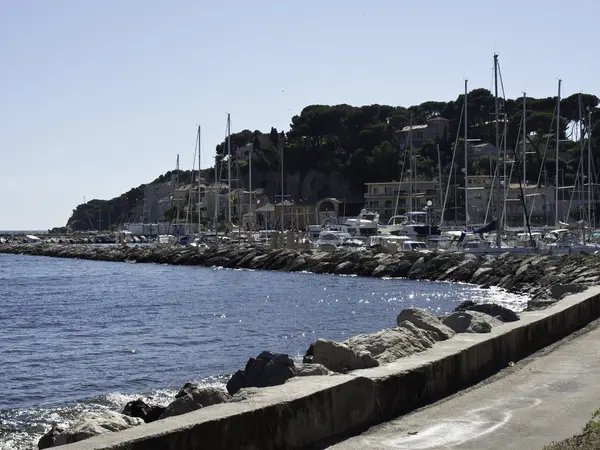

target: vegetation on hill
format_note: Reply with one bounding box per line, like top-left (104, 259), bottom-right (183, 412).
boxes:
top-left (65, 88), bottom-right (599, 231)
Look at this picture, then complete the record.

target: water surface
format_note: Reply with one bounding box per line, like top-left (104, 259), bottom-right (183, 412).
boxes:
top-left (0, 253), bottom-right (527, 449)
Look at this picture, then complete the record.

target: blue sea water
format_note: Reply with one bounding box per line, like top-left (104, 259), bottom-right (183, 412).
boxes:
top-left (0, 253), bottom-right (528, 449)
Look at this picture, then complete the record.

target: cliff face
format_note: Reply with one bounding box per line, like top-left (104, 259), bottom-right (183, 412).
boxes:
top-left (65, 168), bottom-right (360, 231)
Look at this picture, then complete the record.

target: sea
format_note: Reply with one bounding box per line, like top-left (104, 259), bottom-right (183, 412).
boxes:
top-left (0, 252), bottom-right (528, 449)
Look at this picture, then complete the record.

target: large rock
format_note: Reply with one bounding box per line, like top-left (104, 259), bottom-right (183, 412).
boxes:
top-left (122, 398), bottom-right (165, 423)
top-left (294, 363), bottom-right (332, 376)
top-left (396, 307), bottom-right (455, 340)
top-left (38, 424), bottom-right (66, 449)
top-left (347, 323), bottom-right (439, 364)
top-left (160, 386), bottom-right (230, 419)
top-left (309, 339), bottom-right (379, 373)
top-left (308, 309), bottom-right (456, 372)
top-left (442, 310), bottom-right (502, 333)
top-left (226, 351), bottom-right (296, 395)
top-left (454, 300), bottom-right (519, 322)
top-left (549, 283), bottom-right (586, 300)
top-left (39, 410), bottom-right (143, 448)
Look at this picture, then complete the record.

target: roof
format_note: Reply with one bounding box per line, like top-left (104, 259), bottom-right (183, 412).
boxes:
top-left (319, 197), bottom-right (342, 204)
top-left (400, 124), bottom-right (428, 132)
top-left (255, 205), bottom-right (275, 212)
top-left (275, 201), bottom-right (315, 207)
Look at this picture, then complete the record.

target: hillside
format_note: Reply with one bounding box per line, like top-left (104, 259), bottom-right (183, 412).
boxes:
top-left (65, 88), bottom-right (600, 231)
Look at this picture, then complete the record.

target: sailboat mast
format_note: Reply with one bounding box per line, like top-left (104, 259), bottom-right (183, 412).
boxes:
top-left (237, 150), bottom-right (241, 239)
top-left (198, 125), bottom-right (202, 234)
top-left (555, 80), bottom-right (561, 228)
top-left (408, 114), bottom-right (413, 213)
top-left (214, 154), bottom-right (218, 237)
top-left (436, 143), bottom-right (443, 217)
top-left (175, 154), bottom-right (180, 233)
top-left (589, 109), bottom-right (593, 228)
top-left (522, 92), bottom-right (527, 231)
top-left (503, 115), bottom-right (508, 228)
top-left (280, 142), bottom-right (285, 233)
top-left (494, 54), bottom-right (501, 247)
top-left (249, 141), bottom-right (253, 234)
top-left (579, 93), bottom-right (584, 222)
top-left (227, 114), bottom-right (232, 224)
top-left (464, 79), bottom-right (469, 227)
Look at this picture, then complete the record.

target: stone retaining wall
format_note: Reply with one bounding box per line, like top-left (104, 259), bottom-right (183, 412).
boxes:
top-left (55, 287), bottom-right (600, 449)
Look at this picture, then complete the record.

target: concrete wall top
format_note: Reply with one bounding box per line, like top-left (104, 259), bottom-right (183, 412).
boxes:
top-left (59, 286), bottom-right (600, 450)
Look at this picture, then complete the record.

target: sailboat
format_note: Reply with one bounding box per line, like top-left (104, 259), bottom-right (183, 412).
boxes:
top-left (453, 55), bottom-right (538, 255)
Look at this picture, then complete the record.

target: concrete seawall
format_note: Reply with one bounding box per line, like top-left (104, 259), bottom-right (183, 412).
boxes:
top-left (58, 286), bottom-right (600, 450)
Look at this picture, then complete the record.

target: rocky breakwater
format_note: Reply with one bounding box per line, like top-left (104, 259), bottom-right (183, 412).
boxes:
top-left (37, 302), bottom-right (516, 448)
top-left (0, 234), bottom-right (125, 245)
top-left (304, 303), bottom-right (518, 372)
top-left (3, 242), bottom-right (599, 310)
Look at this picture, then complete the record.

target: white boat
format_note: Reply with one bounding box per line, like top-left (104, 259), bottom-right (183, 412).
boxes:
top-left (343, 209), bottom-right (379, 237)
top-left (314, 230), bottom-right (355, 250)
top-left (401, 240), bottom-right (429, 251)
top-left (380, 212), bottom-right (440, 238)
top-left (157, 234), bottom-right (177, 245)
top-left (307, 223), bottom-right (351, 241)
top-left (368, 235), bottom-right (410, 253)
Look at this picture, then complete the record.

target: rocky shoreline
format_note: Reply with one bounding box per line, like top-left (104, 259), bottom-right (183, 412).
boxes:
top-left (4, 242), bottom-right (599, 447)
top-left (37, 301), bottom-right (519, 448)
top-left (2, 242), bottom-right (597, 310)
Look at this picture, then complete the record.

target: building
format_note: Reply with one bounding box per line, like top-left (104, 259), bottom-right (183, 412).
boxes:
top-left (364, 175), bottom-right (563, 227)
top-left (267, 198), bottom-right (342, 230)
top-left (364, 180), bottom-right (441, 222)
top-left (251, 204), bottom-right (275, 229)
top-left (273, 201), bottom-right (316, 230)
top-left (202, 183), bottom-right (229, 220)
top-left (397, 116), bottom-right (449, 148)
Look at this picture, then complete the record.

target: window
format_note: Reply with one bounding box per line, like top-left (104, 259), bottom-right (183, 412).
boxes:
top-left (373, 187), bottom-right (379, 195)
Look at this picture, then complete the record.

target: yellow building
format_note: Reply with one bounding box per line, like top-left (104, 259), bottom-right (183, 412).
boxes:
top-left (364, 180), bottom-right (440, 221)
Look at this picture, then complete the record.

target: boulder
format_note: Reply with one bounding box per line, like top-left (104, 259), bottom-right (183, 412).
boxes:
top-left (226, 351), bottom-right (296, 395)
top-left (454, 301), bottom-right (519, 322)
top-left (294, 363), bottom-right (332, 376)
top-left (334, 260), bottom-right (356, 275)
top-left (308, 339), bottom-right (378, 373)
top-left (396, 307), bottom-right (455, 340)
top-left (38, 424), bottom-right (66, 449)
top-left (347, 323), bottom-right (438, 364)
top-left (549, 283), bottom-right (586, 300)
top-left (308, 311), bottom-right (455, 373)
top-left (387, 259), bottom-right (414, 278)
top-left (160, 386), bottom-right (230, 419)
top-left (122, 398), bottom-right (165, 423)
top-left (442, 310), bottom-right (502, 333)
top-left (39, 411), bottom-right (144, 448)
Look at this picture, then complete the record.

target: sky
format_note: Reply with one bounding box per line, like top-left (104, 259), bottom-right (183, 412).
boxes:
top-left (0, 0), bottom-right (597, 230)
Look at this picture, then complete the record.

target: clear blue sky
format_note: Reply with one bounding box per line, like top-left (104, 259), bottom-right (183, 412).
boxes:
top-left (0, 0), bottom-right (597, 230)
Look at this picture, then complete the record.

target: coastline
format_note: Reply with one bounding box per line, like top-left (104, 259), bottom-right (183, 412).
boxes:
top-left (1, 242), bottom-right (597, 310)
top-left (4, 243), bottom-right (600, 448)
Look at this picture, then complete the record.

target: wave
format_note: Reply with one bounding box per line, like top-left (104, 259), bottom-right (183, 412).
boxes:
top-left (0, 375), bottom-right (228, 450)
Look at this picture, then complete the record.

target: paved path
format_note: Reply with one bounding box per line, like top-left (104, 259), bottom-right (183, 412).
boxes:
top-left (329, 319), bottom-right (600, 450)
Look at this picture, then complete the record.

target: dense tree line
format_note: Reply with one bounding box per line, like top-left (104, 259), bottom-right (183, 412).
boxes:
top-left (66, 88), bottom-right (599, 230)
top-left (213, 89), bottom-right (599, 194)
